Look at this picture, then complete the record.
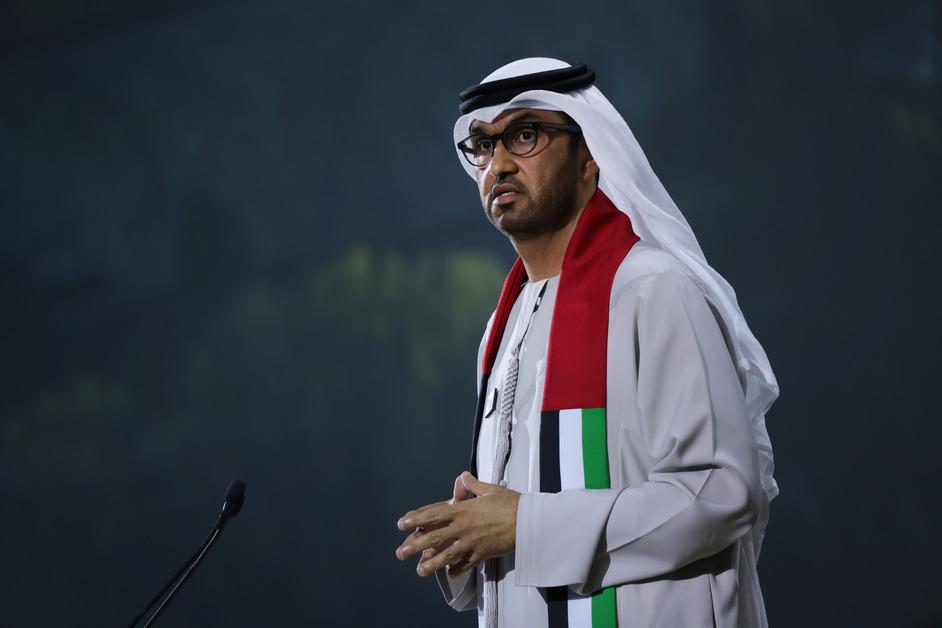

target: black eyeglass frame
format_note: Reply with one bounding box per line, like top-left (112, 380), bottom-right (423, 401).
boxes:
top-left (456, 121), bottom-right (583, 167)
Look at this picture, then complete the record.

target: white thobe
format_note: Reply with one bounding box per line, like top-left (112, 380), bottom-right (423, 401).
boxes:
top-left (436, 241), bottom-right (770, 628)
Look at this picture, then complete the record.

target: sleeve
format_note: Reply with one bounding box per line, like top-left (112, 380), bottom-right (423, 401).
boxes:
top-left (434, 311), bottom-right (496, 611)
top-left (513, 270), bottom-right (764, 593)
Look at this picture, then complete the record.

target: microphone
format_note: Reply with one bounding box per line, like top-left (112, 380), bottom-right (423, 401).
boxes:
top-left (218, 480), bottom-right (245, 529)
top-left (127, 480), bottom-right (246, 628)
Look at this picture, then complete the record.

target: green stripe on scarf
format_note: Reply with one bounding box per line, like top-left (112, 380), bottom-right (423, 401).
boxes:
top-left (582, 408), bottom-right (610, 490)
top-left (591, 586), bottom-right (617, 628)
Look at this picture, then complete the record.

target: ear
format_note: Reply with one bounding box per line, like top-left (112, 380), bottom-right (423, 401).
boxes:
top-left (579, 141), bottom-right (599, 184)
top-left (582, 155), bottom-right (599, 184)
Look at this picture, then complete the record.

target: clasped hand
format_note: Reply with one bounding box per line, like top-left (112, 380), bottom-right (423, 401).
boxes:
top-left (395, 471), bottom-right (520, 577)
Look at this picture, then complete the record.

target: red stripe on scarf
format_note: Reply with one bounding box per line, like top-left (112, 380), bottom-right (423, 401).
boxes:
top-left (481, 189), bottom-right (639, 409)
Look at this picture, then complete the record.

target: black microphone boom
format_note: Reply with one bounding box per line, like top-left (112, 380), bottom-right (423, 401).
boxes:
top-left (127, 480), bottom-right (246, 628)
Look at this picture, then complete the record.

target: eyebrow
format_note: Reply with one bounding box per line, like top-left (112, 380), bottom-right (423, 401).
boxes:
top-left (469, 112), bottom-right (544, 135)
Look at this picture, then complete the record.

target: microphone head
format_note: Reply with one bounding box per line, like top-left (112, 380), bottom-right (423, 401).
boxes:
top-left (223, 480), bottom-right (246, 519)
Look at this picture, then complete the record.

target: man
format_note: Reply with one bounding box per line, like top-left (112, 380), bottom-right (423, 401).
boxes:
top-left (395, 58), bottom-right (779, 628)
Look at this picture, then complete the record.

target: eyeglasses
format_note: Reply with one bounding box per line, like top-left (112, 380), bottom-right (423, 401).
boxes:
top-left (457, 121), bottom-right (583, 168)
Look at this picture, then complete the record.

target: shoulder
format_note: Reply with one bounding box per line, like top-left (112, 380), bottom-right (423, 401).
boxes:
top-left (478, 310), bottom-right (496, 355)
top-left (609, 241), bottom-right (737, 364)
top-left (611, 240), bottom-right (704, 300)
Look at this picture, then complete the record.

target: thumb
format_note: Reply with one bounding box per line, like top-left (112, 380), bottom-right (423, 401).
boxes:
top-left (460, 471), bottom-right (493, 496)
top-left (453, 473), bottom-right (472, 502)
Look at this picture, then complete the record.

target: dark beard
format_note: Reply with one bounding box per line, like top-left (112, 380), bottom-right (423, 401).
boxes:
top-left (486, 157), bottom-right (581, 241)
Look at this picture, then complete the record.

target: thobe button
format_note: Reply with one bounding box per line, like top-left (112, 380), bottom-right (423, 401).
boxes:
top-left (498, 480), bottom-right (508, 488)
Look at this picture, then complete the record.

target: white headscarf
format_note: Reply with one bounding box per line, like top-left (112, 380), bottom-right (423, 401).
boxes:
top-left (454, 57), bottom-right (779, 558)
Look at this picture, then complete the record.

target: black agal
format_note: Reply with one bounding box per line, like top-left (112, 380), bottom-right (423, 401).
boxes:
top-left (458, 63), bottom-right (595, 114)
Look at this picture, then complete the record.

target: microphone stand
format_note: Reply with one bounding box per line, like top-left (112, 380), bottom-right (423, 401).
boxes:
top-left (127, 481), bottom-right (245, 628)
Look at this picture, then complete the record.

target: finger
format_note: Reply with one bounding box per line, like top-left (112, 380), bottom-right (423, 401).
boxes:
top-left (419, 547), bottom-right (438, 563)
top-left (401, 524), bottom-right (440, 547)
top-left (398, 503), bottom-right (454, 531)
top-left (419, 538), bottom-right (449, 560)
top-left (447, 551), bottom-right (483, 577)
top-left (398, 518), bottom-right (453, 560)
top-left (407, 502), bottom-right (440, 518)
top-left (397, 501), bottom-right (450, 530)
top-left (459, 471), bottom-right (495, 497)
top-left (397, 528), bottom-right (450, 561)
top-left (417, 539), bottom-right (465, 577)
top-left (452, 474), bottom-right (472, 503)
top-left (419, 530), bottom-right (457, 561)
top-left (418, 540), bottom-right (451, 565)
top-left (400, 499), bottom-right (450, 520)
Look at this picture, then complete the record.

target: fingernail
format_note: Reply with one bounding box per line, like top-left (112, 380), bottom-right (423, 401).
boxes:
top-left (417, 565), bottom-right (427, 576)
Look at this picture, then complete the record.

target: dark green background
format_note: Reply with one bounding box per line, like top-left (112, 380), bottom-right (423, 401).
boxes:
top-left (1, 1), bottom-right (939, 626)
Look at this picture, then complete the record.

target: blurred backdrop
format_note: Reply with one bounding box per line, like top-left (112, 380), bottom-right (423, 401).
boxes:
top-left (1, 1), bottom-right (940, 626)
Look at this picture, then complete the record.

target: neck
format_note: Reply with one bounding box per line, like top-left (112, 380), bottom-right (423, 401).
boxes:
top-left (511, 185), bottom-right (595, 281)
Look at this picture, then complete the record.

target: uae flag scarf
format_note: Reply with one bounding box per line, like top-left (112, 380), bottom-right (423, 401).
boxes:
top-left (469, 187), bottom-right (640, 628)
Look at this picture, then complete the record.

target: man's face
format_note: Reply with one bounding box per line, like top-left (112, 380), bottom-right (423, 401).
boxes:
top-left (469, 108), bottom-right (583, 241)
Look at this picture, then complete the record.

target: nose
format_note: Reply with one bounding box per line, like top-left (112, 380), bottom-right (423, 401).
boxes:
top-left (485, 138), bottom-right (518, 183)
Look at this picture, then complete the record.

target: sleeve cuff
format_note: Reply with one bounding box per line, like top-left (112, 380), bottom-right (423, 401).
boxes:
top-left (434, 564), bottom-right (477, 611)
top-left (514, 491), bottom-right (540, 586)
top-left (513, 488), bottom-right (622, 588)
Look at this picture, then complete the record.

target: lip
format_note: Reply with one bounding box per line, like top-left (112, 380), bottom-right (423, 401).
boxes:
top-left (493, 192), bottom-right (519, 207)
top-left (490, 183), bottom-right (523, 207)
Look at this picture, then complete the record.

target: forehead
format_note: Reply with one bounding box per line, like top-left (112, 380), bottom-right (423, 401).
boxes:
top-left (468, 107), bottom-right (566, 134)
